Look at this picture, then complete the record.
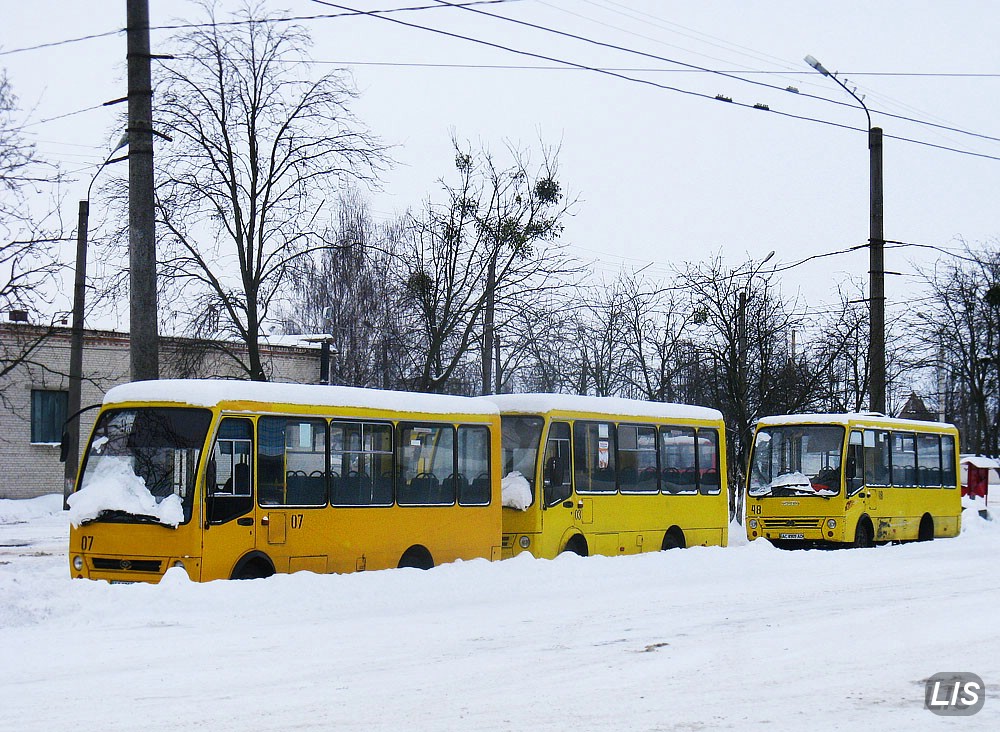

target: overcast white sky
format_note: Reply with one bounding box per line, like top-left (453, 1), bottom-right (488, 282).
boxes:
top-left (3, 1), bottom-right (999, 328)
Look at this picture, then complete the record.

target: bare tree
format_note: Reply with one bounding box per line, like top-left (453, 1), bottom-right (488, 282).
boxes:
top-left (0, 69), bottom-right (64, 391)
top-left (915, 242), bottom-right (1000, 455)
top-left (677, 256), bottom-right (800, 517)
top-left (281, 193), bottom-right (408, 388)
top-left (616, 275), bottom-right (696, 402)
top-left (401, 137), bottom-right (578, 394)
top-left (150, 1), bottom-right (387, 380)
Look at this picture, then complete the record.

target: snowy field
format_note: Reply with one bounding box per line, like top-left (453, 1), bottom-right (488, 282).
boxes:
top-left (2, 496), bottom-right (998, 731)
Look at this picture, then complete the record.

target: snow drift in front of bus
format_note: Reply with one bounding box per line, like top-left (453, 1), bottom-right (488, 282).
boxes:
top-left (67, 456), bottom-right (184, 528)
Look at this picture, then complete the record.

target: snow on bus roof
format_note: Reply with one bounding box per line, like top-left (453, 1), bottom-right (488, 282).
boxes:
top-left (103, 380), bottom-right (499, 416)
top-left (482, 393), bottom-right (722, 422)
top-left (756, 413), bottom-right (957, 430)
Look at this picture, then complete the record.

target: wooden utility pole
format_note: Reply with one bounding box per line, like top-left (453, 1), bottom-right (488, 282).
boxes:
top-left (127, 0), bottom-right (159, 381)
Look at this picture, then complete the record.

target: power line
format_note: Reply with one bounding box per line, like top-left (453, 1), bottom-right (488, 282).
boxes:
top-left (0, 2), bottom-right (517, 56)
top-left (308, 0), bottom-right (1000, 162)
top-left (0, 29), bottom-right (123, 57)
top-left (150, 0), bottom-right (520, 32)
top-left (428, 0), bottom-right (1000, 146)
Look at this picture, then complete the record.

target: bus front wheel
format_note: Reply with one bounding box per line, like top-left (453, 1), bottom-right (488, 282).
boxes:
top-left (853, 519), bottom-right (874, 549)
top-left (561, 535), bottom-right (588, 557)
top-left (231, 554), bottom-right (275, 580)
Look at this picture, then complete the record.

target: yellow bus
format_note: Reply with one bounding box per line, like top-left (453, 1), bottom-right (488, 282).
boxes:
top-left (745, 413), bottom-right (961, 547)
top-left (68, 380), bottom-right (501, 582)
top-left (485, 394), bottom-right (729, 558)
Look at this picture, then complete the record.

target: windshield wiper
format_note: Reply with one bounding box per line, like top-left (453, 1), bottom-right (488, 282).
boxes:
top-left (95, 509), bottom-right (165, 525)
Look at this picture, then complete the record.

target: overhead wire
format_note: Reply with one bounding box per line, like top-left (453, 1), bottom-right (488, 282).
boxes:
top-left (427, 0), bottom-right (1000, 147)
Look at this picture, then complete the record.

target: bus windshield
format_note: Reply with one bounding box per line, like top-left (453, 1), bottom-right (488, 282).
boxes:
top-left (500, 416), bottom-right (544, 497)
top-left (71, 407), bottom-right (213, 526)
top-left (748, 424), bottom-right (845, 498)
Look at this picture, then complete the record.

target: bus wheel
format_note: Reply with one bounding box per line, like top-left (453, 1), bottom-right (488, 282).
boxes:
top-left (853, 519), bottom-right (874, 549)
top-left (398, 545), bottom-right (434, 570)
top-left (562, 535), bottom-right (588, 557)
top-left (661, 528), bottom-right (686, 550)
top-left (918, 515), bottom-right (935, 542)
top-left (231, 555), bottom-right (275, 580)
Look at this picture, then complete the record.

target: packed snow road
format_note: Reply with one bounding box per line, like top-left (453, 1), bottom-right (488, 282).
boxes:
top-left (1, 495), bottom-right (998, 731)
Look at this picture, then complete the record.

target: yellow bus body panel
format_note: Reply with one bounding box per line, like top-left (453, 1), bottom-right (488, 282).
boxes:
top-left (493, 400), bottom-right (729, 560)
top-left (70, 385), bottom-right (502, 583)
top-left (745, 414), bottom-right (961, 546)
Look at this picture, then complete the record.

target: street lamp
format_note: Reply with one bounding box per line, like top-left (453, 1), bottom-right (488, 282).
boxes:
top-left (805, 54), bottom-right (886, 415)
top-left (62, 134), bottom-right (129, 506)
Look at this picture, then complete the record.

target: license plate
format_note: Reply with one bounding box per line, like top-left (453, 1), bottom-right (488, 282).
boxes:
top-left (779, 533), bottom-right (805, 539)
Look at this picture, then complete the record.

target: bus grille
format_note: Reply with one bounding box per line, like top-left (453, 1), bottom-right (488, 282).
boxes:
top-left (760, 518), bottom-right (824, 530)
top-left (92, 557), bottom-right (163, 573)
top-left (501, 534), bottom-right (514, 549)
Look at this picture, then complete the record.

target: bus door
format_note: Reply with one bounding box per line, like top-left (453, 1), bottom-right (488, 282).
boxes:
top-left (862, 430), bottom-right (885, 515)
top-left (540, 422), bottom-right (577, 536)
top-left (202, 417), bottom-right (257, 580)
top-left (255, 417), bottom-right (330, 575)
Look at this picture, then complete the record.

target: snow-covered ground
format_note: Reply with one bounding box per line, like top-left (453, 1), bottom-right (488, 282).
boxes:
top-left (2, 495), bottom-right (998, 731)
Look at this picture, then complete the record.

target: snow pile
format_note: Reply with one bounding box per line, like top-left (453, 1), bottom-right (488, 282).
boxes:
top-left (0, 494), bottom-right (63, 524)
top-left (771, 471), bottom-right (812, 489)
top-left (66, 457), bottom-right (183, 528)
top-left (3, 495), bottom-right (1000, 731)
top-left (501, 471), bottom-right (532, 510)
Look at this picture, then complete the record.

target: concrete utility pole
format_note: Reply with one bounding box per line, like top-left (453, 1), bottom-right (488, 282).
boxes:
top-left (127, 0), bottom-right (159, 381)
top-left (869, 127), bottom-right (885, 415)
top-left (805, 55), bottom-right (886, 414)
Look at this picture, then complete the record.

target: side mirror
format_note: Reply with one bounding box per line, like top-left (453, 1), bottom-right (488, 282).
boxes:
top-left (59, 430), bottom-right (70, 463)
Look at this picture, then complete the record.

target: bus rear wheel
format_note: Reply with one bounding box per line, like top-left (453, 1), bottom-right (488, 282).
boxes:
top-left (918, 515), bottom-right (935, 542)
top-left (853, 519), bottom-right (874, 549)
top-left (661, 528), bottom-right (686, 550)
top-left (398, 546), bottom-right (434, 570)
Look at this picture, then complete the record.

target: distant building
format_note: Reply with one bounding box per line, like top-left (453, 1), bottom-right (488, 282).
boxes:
top-left (898, 392), bottom-right (938, 422)
top-left (0, 321), bottom-right (325, 500)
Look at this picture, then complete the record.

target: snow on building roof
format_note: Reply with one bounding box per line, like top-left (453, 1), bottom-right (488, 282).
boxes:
top-left (481, 393), bottom-right (723, 422)
top-left (103, 379), bottom-right (499, 416)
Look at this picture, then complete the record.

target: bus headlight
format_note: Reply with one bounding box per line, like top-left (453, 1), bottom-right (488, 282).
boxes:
top-left (748, 519), bottom-right (758, 529)
top-left (827, 519), bottom-right (837, 529)
top-left (518, 536), bottom-right (531, 549)
top-left (72, 555), bottom-right (84, 571)
top-left (172, 560), bottom-right (186, 570)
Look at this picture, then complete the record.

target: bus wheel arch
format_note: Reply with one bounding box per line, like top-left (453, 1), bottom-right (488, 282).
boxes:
top-left (853, 516), bottom-right (875, 548)
top-left (561, 533), bottom-right (589, 557)
top-left (918, 514), bottom-right (935, 542)
top-left (398, 545), bottom-right (434, 570)
top-left (662, 526), bottom-right (686, 550)
top-left (230, 551), bottom-right (275, 580)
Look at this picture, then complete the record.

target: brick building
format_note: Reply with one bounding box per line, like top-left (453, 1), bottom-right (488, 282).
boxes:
top-left (0, 322), bottom-right (325, 500)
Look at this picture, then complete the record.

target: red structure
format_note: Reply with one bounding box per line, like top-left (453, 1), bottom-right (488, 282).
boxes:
top-left (961, 456), bottom-right (997, 505)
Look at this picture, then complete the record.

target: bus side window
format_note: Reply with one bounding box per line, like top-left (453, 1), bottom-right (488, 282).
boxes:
top-left (846, 430), bottom-right (864, 495)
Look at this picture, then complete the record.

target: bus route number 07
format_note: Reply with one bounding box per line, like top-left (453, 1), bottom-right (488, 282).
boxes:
top-left (290, 514), bottom-right (304, 529)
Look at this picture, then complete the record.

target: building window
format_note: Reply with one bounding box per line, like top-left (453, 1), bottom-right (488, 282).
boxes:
top-left (31, 389), bottom-right (68, 444)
